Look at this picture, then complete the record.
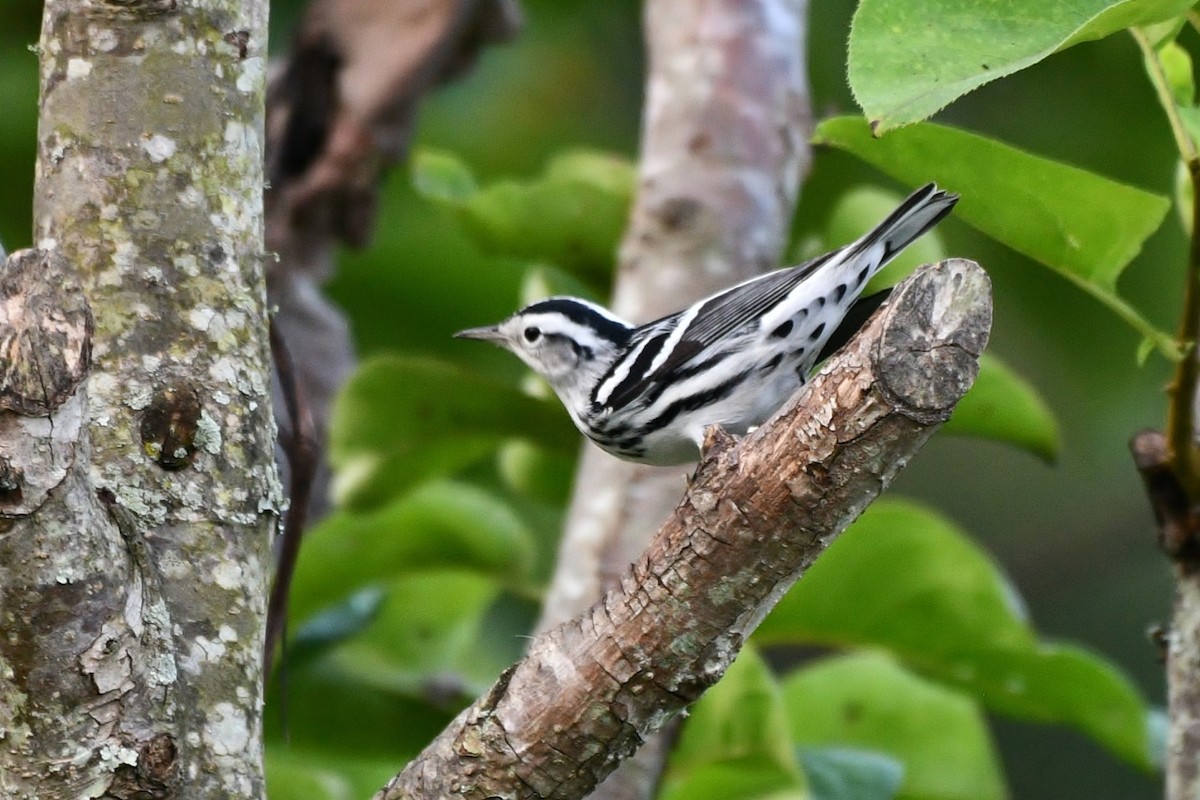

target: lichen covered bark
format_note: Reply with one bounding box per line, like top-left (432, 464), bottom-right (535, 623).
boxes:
top-left (0, 1), bottom-right (275, 797)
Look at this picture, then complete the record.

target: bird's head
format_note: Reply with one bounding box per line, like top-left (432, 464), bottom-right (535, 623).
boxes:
top-left (455, 297), bottom-right (632, 398)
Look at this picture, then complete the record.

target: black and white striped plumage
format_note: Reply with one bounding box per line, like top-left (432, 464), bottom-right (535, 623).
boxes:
top-left (456, 184), bottom-right (958, 465)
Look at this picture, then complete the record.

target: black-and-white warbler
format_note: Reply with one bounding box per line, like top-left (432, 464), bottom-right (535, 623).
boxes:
top-left (456, 183), bottom-right (958, 464)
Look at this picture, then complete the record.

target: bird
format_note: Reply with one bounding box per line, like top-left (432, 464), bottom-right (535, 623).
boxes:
top-left (456, 183), bottom-right (958, 465)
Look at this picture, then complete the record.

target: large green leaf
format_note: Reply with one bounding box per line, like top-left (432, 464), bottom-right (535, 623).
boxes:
top-left (411, 148), bottom-right (634, 286)
top-left (849, 0), bottom-right (1195, 132)
top-left (326, 571), bottom-right (527, 701)
top-left (289, 481), bottom-right (536, 622)
top-left (663, 647), bottom-right (805, 800)
top-left (814, 117), bottom-right (1177, 358)
top-left (659, 761), bottom-right (807, 800)
top-left (329, 356), bottom-right (577, 508)
top-left (944, 353), bottom-right (1060, 461)
top-left (756, 499), bottom-right (1154, 769)
top-left (796, 748), bottom-right (904, 800)
top-left (268, 573), bottom-right (529, 765)
top-left (783, 653), bottom-right (1005, 800)
top-left (669, 647), bottom-right (800, 780)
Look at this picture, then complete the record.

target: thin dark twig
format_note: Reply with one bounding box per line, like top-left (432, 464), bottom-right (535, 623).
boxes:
top-left (264, 319), bottom-right (319, 686)
top-left (1166, 161), bottom-right (1200, 497)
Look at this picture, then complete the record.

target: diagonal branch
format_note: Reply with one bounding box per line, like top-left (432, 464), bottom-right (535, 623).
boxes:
top-left (376, 258), bottom-right (991, 800)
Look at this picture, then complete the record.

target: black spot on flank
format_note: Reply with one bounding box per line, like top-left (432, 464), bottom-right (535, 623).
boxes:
top-left (816, 297), bottom-right (826, 309)
top-left (809, 323), bottom-right (826, 341)
top-left (833, 283), bottom-right (847, 303)
top-left (762, 353), bottom-right (783, 372)
top-left (856, 265), bottom-right (870, 287)
top-left (771, 320), bottom-right (793, 339)
top-left (792, 346), bottom-right (806, 359)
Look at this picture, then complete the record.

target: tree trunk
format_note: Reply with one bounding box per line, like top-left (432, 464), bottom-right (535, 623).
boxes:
top-left (0, 1), bottom-right (274, 797)
top-left (540, 3), bottom-right (810, 794)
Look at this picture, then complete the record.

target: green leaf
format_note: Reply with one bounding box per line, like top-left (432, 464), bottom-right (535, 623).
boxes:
top-left (265, 653), bottom-right (454, 761)
top-left (411, 147), bottom-right (478, 203)
top-left (285, 586), bottom-right (387, 671)
top-left (289, 481), bottom-right (536, 622)
top-left (415, 149), bottom-right (634, 286)
top-left (663, 647), bottom-right (805, 800)
top-left (756, 499), bottom-right (1155, 769)
top-left (814, 117), bottom-right (1178, 358)
top-left (329, 356), bottom-right (578, 508)
top-left (1157, 40), bottom-right (1195, 106)
top-left (265, 751), bottom-right (357, 800)
top-left (328, 571), bottom-right (525, 700)
top-left (783, 653), bottom-right (1005, 800)
top-left (266, 751), bottom-right (399, 800)
top-left (269, 574), bottom-right (528, 766)
top-left (659, 760), bottom-right (806, 800)
top-left (796, 748), bottom-right (904, 800)
top-left (497, 440), bottom-right (577, 505)
top-left (849, 0), bottom-right (1195, 132)
top-left (943, 353), bottom-right (1061, 461)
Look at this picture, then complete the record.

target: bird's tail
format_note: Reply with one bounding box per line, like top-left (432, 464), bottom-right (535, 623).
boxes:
top-left (840, 183), bottom-right (959, 275)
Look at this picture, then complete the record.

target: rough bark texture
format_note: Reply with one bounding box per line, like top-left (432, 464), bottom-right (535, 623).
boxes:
top-left (380, 258), bottom-right (991, 800)
top-left (538, 3), bottom-right (809, 794)
top-left (0, 1), bottom-right (276, 797)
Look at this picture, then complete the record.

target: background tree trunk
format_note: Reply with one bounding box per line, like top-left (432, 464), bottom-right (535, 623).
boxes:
top-left (0, 1), bottom-right (275, 796)
top-left (538, 2), bottom-right (810, 794)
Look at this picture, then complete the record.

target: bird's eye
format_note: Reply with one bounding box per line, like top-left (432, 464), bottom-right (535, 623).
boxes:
top-left (523, 326), bottom-right (541, 343)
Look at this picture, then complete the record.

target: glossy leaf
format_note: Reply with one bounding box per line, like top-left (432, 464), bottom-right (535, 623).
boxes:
top-left (814, 117), bottom-right (1177, 358)
top-left (329, 356), bottom-right (577, 508)
top-left (285, 586), bottom-right (387, 671)
top-left (663, 648), bottom-right (805, 800)
top-left (327, 571), bottom-right (524, 701)
top-left (849, 0), bottom-right (1195, 132)
top-left (289, 481), bottom-right (536, 622)
top-left (757, 499), bottom-right (1154, 768)
top-left (412, 148), bottom-right (634, 285)
top-left (796, 748), bottom-right (904, 800)
top-left (944, 353), bottom-right (1061, 461)
top-left (783, 653), bottom-right (1005, 800)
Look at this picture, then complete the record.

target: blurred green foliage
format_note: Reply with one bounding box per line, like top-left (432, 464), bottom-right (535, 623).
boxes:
top-left (1, 0), bottom-right (1188, 797)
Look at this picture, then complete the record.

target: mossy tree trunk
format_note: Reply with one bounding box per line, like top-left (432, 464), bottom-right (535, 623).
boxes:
top-left (0, 1), bottom-right (275, 797)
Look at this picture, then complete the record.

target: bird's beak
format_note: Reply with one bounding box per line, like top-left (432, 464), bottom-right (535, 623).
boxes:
top-left (453, 325), bottom-right (506, 344)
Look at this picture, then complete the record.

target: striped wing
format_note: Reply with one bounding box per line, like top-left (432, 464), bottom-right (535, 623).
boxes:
top-left (594, 261), bottom-right (828, 412)
top-left (591, 182), bottom-right (955, 415)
